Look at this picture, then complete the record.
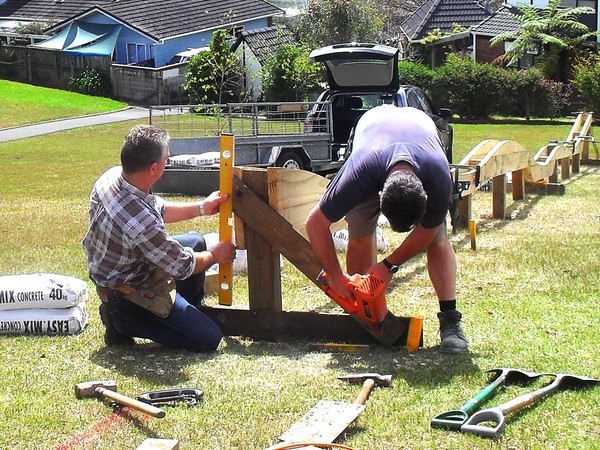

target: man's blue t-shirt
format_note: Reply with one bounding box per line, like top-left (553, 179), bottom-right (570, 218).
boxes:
top-left (319, 105), bottom-right (452, 229)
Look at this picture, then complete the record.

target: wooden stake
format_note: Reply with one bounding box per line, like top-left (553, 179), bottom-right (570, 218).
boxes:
top-left (218, 134), bottom-right (234, 306)
top-left (469, 219), bottom-right (477, 251)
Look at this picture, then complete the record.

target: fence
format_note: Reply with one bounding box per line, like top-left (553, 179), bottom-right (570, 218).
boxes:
top-left (0, 45), bottom-right (187, 105)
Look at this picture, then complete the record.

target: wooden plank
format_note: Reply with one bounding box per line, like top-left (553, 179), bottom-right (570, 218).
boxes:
top-left (218, 134), bottom-right (234, 306)
top-left (458, 139), bottom-right (500, 165)
top-left (561, 157), bottom-right (571, 180)
top-left (267, 167), bottom-right (345, 238)
top-left (457, 194), bottom-right (472, 231)
top-left (232, 173), bottom-right (322, 281)
top-left (512, 169), bottom-right (524, 201)
top-left (525, 143), bottom-right (572, 182)
top-left (478, 140), bottom-right (531, 181)
top-left (136, 439), bottom-right (179, 450)
top-left (492, 174), bottom-right (506, 219)
top-left (200, 307), bottom-right (410, 345)
top-left (242, 169), bottom-right (282, 311)
top-left (232, 167), bottom-right (246, 249)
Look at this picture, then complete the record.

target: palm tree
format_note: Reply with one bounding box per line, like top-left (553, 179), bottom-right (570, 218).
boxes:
top-left (491, 0), bottom-right (597, 81)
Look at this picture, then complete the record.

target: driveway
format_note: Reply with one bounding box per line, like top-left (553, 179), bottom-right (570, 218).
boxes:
top-left (0, 106), bottom-right (150, 143)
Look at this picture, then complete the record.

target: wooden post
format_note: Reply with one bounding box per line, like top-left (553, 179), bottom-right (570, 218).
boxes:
top-left (549, 161), bottom-right (559, 183)
top-left (581, 137), bottom-right (592, 160)
top-left (240, 169), bottom-right (282, 311)
top-left (492, 174), bottom-right (506, 219)
top-left (561, 157), bottom-right (570, 180)
top-left (512, 169), bottom-right (524, 201)
top-left (572, 152), bottom-right (580, 174)
top-left (457, 194), bottom-right (472, 231)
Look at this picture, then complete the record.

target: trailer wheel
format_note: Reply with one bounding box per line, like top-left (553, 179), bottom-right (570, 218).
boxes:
top-left (276, 150), bottom-right (304, 170)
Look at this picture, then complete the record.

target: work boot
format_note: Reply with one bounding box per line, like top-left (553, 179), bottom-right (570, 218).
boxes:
top-left (438, 309), bottom-right (468, 354)
top-left (99, 303), bottom-right (134, 346)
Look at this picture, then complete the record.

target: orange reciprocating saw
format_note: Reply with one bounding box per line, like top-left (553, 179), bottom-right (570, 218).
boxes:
top-left (318, 271), bottom-right (388, 328)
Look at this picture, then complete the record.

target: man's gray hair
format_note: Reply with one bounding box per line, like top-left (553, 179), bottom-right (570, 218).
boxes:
top-left (121, 124), bottom-right (170, 173)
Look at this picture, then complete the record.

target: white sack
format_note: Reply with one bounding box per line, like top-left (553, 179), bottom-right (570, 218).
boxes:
top-left (203, 232), bottom-right (282, 274)
top-left (332, 228), bottom-right (388, 253)
top-left (0, 273), bottom-right (88, 311)
top-left (0, 303), bottom-right (89, 335)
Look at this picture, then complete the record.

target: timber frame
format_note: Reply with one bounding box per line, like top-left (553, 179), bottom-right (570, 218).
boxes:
top-left (452, 112), bottom-right (598, 230)
top-left (201, 167), bottom-right (414, 346)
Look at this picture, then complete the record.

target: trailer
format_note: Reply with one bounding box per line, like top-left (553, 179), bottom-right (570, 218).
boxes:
top-left (151, 102), bottom-right (346, 195)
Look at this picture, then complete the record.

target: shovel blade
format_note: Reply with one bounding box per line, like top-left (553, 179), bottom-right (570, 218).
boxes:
top-left (278, 400), bottom-right (366, 444)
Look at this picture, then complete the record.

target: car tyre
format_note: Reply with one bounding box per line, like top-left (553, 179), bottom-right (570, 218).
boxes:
top-left (276, 150), bottom-right (304, 170)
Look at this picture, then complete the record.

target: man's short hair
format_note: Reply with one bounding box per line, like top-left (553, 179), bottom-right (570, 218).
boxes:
top-left (380, 171), bottom-right (427, 232)
top-left (121, 125), bottom-right (170, 173)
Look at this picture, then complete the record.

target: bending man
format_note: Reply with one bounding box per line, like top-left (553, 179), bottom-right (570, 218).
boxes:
top-left (305, 105), bottom-right (467, 353)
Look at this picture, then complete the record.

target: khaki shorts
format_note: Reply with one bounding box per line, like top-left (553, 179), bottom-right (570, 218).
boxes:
top-left (345, 194), bottom-right (381, 239)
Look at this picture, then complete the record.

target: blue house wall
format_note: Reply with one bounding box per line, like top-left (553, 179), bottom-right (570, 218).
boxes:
top-left (75, 12), bottom-right (272, 66)
top-left (151, 17), bottom-right (271, 67)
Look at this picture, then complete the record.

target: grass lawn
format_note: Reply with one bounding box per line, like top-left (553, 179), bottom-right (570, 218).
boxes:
top-left (0, 80), bottom-right (127, 128)
top-left (0, 117), bottom-right (599, 449)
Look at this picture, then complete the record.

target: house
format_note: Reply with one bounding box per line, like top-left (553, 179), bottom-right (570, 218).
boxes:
top-left (471, 4), bottom-right (524, 65)
top-left (231, 25), bottom-right (297, 101)
top-left (401, 0), bottom-right (598, 68)
top-left (0, 0), bottom-right (284, 67)
top-left (400, 0), bottom-right (494, 66)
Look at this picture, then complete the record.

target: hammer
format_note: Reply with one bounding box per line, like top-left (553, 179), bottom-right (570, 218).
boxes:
top-left (75, 380), bottom-right (166, 418)
top-left (337, 372), bottom-right (393, 404)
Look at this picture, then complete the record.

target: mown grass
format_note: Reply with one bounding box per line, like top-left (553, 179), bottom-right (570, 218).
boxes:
top-left (0, 115), bottom-right (599, 449)
top-left (0, 80), bottom-right (126, 128)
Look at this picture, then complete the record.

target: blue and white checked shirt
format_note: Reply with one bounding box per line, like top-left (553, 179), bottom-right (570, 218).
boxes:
top-left (82, 166), bottom-right (196, 289)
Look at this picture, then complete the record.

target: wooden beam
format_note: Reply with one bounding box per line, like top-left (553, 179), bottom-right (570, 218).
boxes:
top-left (201, 307), bottom-right (411, 345)
top-left (232, 173), bottom-right (322, 282)
top-left (240, 169), bottom-right (282, 311)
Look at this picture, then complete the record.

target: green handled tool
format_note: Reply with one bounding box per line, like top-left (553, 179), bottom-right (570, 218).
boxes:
top-left (431, 368), bottom-right (542, 430)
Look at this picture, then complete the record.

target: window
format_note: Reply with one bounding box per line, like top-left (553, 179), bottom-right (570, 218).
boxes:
top-left (126, 43), bottom-right (146, 63)
top-left (228, 25), bottom-right (244, 38)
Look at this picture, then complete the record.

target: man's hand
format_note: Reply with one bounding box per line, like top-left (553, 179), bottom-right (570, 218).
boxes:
top-left (325, 272), bottom-right (356, 303)
top-left (369, 262), bottom-right (393, 285)
top-left (201, 191), bottom-right (229, 216)
top-left (209, 241), bottom-right (237, 264)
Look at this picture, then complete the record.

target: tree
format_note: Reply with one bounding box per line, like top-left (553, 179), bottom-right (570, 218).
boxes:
top-left (261, 44), bottom-right (322, 102)
top-left (293, 0), bottom-right (384, 49)
top-left (490, 0), bottom-right (597, 81)
top-left (184, 30), bottom-right (244, 104)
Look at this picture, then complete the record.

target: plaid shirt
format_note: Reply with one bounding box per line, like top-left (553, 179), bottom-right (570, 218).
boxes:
top-left (81, 166), bottom-right (196, 289)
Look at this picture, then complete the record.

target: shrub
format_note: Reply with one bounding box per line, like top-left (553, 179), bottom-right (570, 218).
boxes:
top-left (430, 55), bottom-right (509, 119)
top-left (397, 60), bottom-right (433, 93)
top-left (572, 53), bottom-right (600, 115)
top-left (69, 67), bottom-right (111, 97)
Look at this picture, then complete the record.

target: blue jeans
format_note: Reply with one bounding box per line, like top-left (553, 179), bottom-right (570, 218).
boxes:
top-left (108, 232), bottom-right (222, 352)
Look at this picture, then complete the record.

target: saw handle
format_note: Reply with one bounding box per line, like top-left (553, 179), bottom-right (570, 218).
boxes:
top-left (96, 387), bottom-right (166, 418)
top-left (354, 378), bottom-right (376, 405)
